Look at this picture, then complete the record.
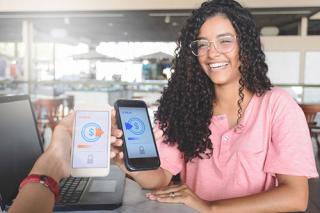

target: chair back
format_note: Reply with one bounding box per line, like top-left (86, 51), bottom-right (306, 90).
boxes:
top-left (300, 104), bottom-right (320, 125)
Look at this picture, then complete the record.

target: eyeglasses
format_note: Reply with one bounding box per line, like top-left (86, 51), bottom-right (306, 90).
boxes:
top-left (189, 35), bottom-right (237, 56)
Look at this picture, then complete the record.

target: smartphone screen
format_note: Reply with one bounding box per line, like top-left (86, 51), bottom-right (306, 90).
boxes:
top-left (72, 110), bottom-right (109, 169)
top-left (118, 107), bottom-right (158, 159)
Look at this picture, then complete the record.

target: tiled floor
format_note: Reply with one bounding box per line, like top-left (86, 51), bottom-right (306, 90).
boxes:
top-left (305, 137), bottom-right (320, 213)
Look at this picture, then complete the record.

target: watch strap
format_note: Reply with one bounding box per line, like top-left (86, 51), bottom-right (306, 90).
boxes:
top-left (19, 174), bottom-right (60, 201)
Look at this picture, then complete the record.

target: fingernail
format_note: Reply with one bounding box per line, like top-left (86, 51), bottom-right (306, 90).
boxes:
top-left (148, 195), bottom-right (156, 200)
top-left (110, 152), bottom-right (115, 158)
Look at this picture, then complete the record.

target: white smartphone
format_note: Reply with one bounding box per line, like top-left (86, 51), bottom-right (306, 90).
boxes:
top-left (71, 106), bottom-right (111, 177)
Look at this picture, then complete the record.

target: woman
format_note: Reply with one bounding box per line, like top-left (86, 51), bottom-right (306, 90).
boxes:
top-left (112, 0), bottom-right (318, 212)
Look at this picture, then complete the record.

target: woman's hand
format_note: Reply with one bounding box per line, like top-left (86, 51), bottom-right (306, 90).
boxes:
top-left (146, 184), bottom-right (211, 212)
top-left (110, 109), bottom-right (129, 173)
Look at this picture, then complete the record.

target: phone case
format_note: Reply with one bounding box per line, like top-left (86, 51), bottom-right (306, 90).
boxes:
top-left (114, 100), bottom-right (160, 171)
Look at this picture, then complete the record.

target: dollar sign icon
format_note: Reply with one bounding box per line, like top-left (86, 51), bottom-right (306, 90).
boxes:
top-left (134, 122), bottom-right (139, 130)
top-left (81, 123), bottom-right (101, 142)
top-left (89, 128), bottom-right (94, 136)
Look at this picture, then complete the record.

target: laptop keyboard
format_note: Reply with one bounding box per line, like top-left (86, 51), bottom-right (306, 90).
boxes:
top-left (56, 177), bottom-right (89, 204)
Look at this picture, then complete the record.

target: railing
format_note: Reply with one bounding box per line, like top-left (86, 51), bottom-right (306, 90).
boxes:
top-left (0, 80), bottom-right (319, 103)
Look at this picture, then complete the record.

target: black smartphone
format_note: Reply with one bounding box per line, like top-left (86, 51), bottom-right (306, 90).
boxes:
top-left (114, 99), bottom-right (160, 171)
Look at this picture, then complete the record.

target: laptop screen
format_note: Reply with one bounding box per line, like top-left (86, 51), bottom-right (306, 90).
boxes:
top-left (0, 95), bottom-right (43, 209)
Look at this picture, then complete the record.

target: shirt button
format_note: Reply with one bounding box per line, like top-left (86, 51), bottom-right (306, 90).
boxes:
top-left (223, 135), bottom-right (230, 142)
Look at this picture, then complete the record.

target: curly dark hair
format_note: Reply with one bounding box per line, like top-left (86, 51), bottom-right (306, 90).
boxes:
top-left (155, 0), bottom-right (273, 162)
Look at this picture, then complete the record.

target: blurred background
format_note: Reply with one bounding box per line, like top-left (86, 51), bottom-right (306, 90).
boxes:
top-left (0, 0), bottom-right (319, 139)
top-left (0, 0), bottom-right (320, 212)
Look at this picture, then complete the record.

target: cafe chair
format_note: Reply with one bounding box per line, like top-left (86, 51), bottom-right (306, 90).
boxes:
top-left (300, 104), bottom-right (320, 158)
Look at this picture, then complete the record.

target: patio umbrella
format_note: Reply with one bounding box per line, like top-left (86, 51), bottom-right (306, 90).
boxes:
top-left (72, 50), bottom-right (123, 62)
top-left (71, 50), bottom-right (123, 80)
top-left (133, 51), bottom-right (174, 63)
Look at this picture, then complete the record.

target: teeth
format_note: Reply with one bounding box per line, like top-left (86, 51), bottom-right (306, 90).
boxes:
top-left (209, 63), bottom-right (228, 69)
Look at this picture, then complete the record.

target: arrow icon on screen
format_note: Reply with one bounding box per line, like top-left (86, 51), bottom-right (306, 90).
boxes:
top-left (95, 128), bottom-right (104, 137)
top-left (125, 122), bottom-right (133, 130)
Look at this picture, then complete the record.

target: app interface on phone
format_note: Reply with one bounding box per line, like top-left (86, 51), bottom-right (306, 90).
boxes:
top-left (119, 107), bottom-right (157, 159)
top-left (72, 111), bottom-right (109, 168)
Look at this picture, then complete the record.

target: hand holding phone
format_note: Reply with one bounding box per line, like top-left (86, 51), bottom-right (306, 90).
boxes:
top-left (71, 106), bottom-right (111, 177)
top-left (114, 100), bottom-right (160, 171)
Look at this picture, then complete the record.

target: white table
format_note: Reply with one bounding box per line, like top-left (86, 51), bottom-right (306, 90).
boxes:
top-left (58, 178), bottom-right (197, 213)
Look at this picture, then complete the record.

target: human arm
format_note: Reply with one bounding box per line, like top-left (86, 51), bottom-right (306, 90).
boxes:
top-left (147, 173), bottom-right (308, 213)
top-left (110, 109), bottom-right (173, 189)
top-left (147, 90), bottom-right (315, 212)
top-left (208, 174), bottom-right (308, 213)
top-left (8, 113), bottom-right (74, 213)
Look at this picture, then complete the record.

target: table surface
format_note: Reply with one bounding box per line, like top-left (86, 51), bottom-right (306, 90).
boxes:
top-left (0, 178), bottom-right (197, 213)
top-left (57, 178), bottom-right (197, 213)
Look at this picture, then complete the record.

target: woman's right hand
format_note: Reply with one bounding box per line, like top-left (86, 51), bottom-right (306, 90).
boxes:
top-left (110, 109), bottom-right (129, 173)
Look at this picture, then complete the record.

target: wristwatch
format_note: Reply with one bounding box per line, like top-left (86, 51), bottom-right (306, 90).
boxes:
top-left (19, 174), bottom-right (60, 201)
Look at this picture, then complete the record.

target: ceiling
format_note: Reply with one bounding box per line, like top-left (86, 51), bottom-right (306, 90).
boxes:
top-left (0, 7), bottom-right (319, 45)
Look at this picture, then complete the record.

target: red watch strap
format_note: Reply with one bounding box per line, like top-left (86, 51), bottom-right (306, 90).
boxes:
top-left (19, 174), bottom-right (60, 201)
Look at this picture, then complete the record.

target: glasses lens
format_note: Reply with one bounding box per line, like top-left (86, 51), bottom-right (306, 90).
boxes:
top-left (216, 36), bottom-right (235, 53)
top-left (190, 40), bottom-right (209, 56)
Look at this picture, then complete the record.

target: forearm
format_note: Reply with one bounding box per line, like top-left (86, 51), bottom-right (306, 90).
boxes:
top-left (8, 184), bottom-right (55, 213)
top-left (208, 182), bottom-right (308, 213)
top-left (29, 149), bottom-right (66, 182)
top-left (9, 150), bottom-right (64, 213)
top-left (128, 168), bottom-right (171, 189)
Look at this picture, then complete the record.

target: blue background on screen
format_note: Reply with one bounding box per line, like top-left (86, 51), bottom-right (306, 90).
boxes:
top-left (119, 107), bottom-right (157, 158)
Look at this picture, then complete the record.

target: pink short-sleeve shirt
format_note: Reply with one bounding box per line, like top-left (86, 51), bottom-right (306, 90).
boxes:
top-left (156, 87), bottom-right (318, 201)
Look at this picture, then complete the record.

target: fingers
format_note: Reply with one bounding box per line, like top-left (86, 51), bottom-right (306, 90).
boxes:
top-left (112, 127), bottom-right (123, 138)
top-left (146, 186), bottom-right (187, 204)
top-left (146, 184), bottom-right (187, 202)
top-left (110, 141), bottom-right (123, 159)
top-left (109, 110), bottom-right (126, 171)
top-left (110, 149), bottom-right (123, 159)
top-left (110, 133), bottom-right (123, 152)
top-left (115, 151), bottom-right (124, 161)
top-left (153, 184), bottom-right (187, 196)
top-left (111, 109), bottom-right (117, 125)
top-left (111, 109), bottom-right (123, 138)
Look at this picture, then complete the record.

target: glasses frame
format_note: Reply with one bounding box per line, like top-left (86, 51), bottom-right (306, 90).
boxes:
top-left (189, 35), bottom-right (237, 57)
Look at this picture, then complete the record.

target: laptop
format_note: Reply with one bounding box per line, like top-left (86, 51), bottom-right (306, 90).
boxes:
top-left (0, 95), bottom-right (125, 211)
